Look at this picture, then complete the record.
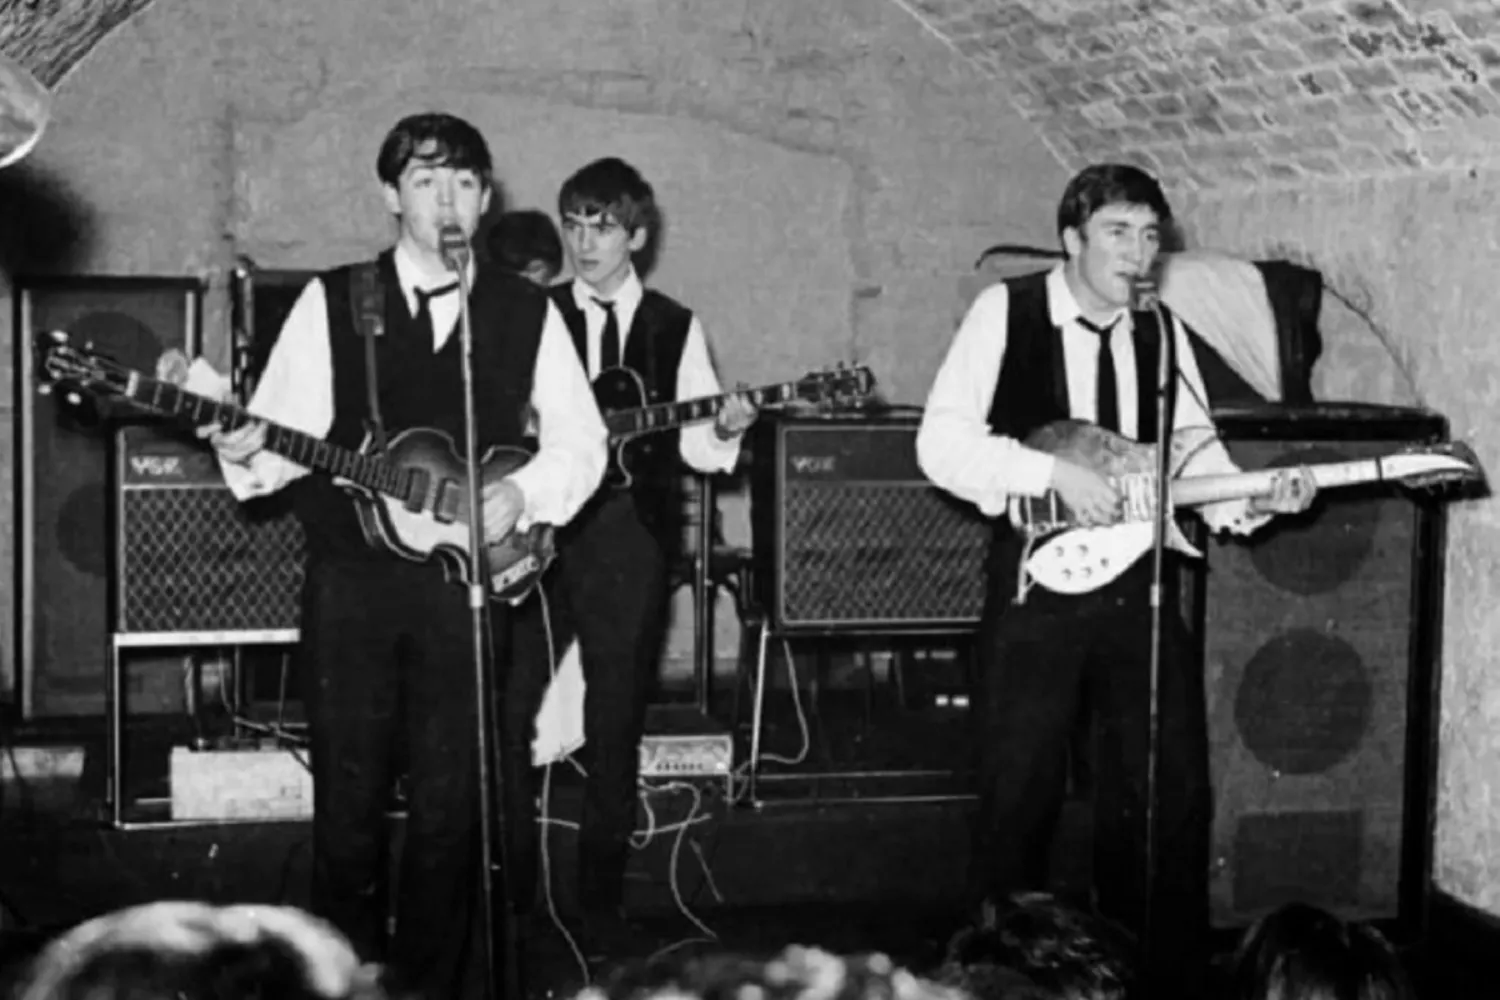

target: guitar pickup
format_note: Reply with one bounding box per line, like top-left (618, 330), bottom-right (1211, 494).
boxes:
top-left (405, 468), bottom-right (432, 514)
top-left (431, 476), bottom-right (463, 523)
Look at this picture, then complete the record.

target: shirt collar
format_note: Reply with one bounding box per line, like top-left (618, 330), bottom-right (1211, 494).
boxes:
top-left (1046, 262), bottom-right (1127, 330)
top-left (570, 266), bottom-right (643, 315)
top-left (392, 242), bottom-right (474, 307)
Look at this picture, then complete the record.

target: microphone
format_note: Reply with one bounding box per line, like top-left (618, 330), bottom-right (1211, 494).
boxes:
top-left (1129, 271), bottom-right (1160, 312)
top-left (439, 224), bottom-right (470, 269)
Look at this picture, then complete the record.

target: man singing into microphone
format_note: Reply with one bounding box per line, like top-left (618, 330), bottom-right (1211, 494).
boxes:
top-left (917, 164), bottom-right (1316, 998)
top-left (195, 112), bottom-right (606, 998)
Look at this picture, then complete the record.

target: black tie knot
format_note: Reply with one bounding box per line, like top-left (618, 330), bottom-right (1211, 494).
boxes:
top-left (416, 282), bottom-right (459, 310)
top-left (1078, 315), bottom-right (1120, 338)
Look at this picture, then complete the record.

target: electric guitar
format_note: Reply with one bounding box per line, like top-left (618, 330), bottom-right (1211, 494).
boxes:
top-left (34, 330), bottom-right (555, 605)
top-left (594, 363), bottom-right (875, 486)
top-left (1013, 418), bottom-right (1481, 596)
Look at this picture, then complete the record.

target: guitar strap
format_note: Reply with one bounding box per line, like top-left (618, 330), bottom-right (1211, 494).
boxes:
top-left (350, 259), bottom-right (389, 456)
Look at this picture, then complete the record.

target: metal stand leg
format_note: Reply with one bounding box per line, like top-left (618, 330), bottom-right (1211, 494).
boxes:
top-left (746, 620), bottom-right (772, 806)
top-left (107, 638), bottom-right (123, 829)
top-left (692, 475), bottom-right (715, 716)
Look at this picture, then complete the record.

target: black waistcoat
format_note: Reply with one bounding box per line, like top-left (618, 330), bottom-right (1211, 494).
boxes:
top-left (983, 270), bottom-right (1166, 579)
top-left (288, 250), bottom-right (545, 563)
top-left (549, 285), bottom-right (692, 546)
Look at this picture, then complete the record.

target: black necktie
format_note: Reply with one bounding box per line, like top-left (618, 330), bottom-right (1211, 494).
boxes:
top-left (415, 282), bottom-right (459, 337)
top-left (594, 297), bottom-right (620, 372)
top-left (1081, 316), bottom-right (1121, 433)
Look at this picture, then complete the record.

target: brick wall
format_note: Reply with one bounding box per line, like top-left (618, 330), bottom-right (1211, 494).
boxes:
top-left (894, 0), bottom-right (1500, 189)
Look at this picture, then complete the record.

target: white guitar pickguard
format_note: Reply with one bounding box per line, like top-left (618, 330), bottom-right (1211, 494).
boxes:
top-left (1026, 521), bottom-right (1202, 595)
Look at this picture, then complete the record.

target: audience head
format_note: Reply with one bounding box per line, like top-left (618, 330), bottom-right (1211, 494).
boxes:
top-left (937, 892), bottom-right (1136, 1000)
top-left (582, 944), bottom-right (965, 1000)
top-left (488, 208), bottom-right (564, 286)
top-left (1226, 902), bottom-right (1415, 1000)
top-left (14, 901), bottom-right (385, 1000)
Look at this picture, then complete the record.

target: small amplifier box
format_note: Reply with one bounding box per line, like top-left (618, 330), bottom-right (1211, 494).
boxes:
top-left (638, 731), bottom-right (734, 780)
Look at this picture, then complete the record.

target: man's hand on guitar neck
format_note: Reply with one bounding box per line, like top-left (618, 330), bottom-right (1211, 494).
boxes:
top-left (153, 350), bottom-right (269, 464)
top-left (1248, 465), bottom-right (1317, 516)
top-left (714, 386), bottom-right (758, 441)
top-left (199, 421), bottom-right (268, 464)
top-left (1049, 459), bottom-right (1120, 526)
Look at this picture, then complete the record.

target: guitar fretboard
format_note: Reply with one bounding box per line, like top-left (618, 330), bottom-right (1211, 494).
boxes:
top-left (126, 373), bottom-right (413, 501)
top-left (605, 381), bottom-right (808, 439)
top-left (1017, 458), bottom-right (1393, 528)
top-left (1170, 459), bottom-right (1384, 507)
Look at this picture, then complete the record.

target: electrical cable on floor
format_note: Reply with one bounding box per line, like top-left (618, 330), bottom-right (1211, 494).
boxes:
top-left (166, 585), bottom-right (813, 977)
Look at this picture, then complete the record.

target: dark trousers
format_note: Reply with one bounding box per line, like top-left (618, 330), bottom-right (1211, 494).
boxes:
top-left (970, 560), bottom-right (1210, 996)
top-left (505, 491), bottom-right (670, 913)
top-left (300, 556), bottom-right (504, 999)
top-left (496, 585), bottom-right (563, 917)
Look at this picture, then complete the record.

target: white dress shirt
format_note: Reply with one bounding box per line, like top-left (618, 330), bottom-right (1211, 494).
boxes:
top-left (565, 269), bottom-right (744, 476)
top-left (917, 263), bottom-right (1268, 536)
top-left (201, 243), bottom-right (607, 530)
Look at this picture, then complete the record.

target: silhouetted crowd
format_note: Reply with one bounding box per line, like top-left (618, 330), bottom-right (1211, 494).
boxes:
top-left (6, 892), bottom-right (1416, 1000)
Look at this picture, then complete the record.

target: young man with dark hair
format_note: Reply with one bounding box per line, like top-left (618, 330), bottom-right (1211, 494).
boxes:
top-left (917, 163), bottom-right (1317, 997)
top-left (195, 112), bottom-right (607, 996)
top-left (488, 208), bottom-right (564, 287)
top-left (536, 156), bottom-right (756, 945)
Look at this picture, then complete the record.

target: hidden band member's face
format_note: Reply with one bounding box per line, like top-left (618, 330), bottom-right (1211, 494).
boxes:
top-left (560, 210), bottom-right (646, 298)
top-left (383, 148), bottom-right (491, 259)
top-left (1062, 201), bottom-right (1161, 313)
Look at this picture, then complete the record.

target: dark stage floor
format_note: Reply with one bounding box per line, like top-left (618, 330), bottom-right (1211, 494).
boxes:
top-left (0, 667), bottom-right (1490, 999)
top-left (0, 669), bottom-right (991, 998)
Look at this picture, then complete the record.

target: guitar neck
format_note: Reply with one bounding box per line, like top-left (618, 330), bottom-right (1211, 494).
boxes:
top-left (606, 380), bottom-right (804, 439)
top-left (1171, 458), bottom-right (1387, 508)
top-left (124, 373), bottom-right (402, 496)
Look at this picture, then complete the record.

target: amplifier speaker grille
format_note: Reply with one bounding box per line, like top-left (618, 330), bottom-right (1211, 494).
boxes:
top-left (780, 482), bottom-right (986, 626)
top-left (750, 414), bottom-right (989, 634)
top-left (116, 426), bottom-right (305, 639)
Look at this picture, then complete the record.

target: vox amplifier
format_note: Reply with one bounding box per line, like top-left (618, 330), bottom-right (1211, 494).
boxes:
top-left (748, 411), bottom-right (990, 635)
top-left (115, 425), bottom-right (306, 643)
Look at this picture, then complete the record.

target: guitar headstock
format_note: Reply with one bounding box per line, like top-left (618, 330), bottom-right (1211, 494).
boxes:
top-left (1389, 440), bottom-right (1485, 493)
top-left (795, 363), bottom-right (876, 409)
top-left (33, 329), bottom-right (133, 401)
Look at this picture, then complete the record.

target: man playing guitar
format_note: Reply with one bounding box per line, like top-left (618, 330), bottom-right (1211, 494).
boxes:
top-left (524, 156), bottom-right (755, 954)
top-left (194, 113), bottom-right (606, 998)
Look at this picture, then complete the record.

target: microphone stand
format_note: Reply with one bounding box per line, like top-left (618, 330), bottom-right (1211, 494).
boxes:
top-left (1137, 277), bottom-right (1174, 986)
top-left (444, 230), bottom-right (522, 1000)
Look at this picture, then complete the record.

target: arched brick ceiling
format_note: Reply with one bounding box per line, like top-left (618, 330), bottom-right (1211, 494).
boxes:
top-left (6, 0), bottom-right (1500, 192)
top-left (888, 0), bottom-right (1500, 189)
top-left (0, 0), bottom-right (155, 86)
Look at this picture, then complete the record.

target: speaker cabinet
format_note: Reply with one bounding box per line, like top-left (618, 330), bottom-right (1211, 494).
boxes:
top-left (1196, 403), bottom-right (1445, 938)
top-left (115, 426), bottom-right (305, 642)
top-left (748, 411), bottom-right (990, 635)
top-left (14, 277), bottom-right (202, 718)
